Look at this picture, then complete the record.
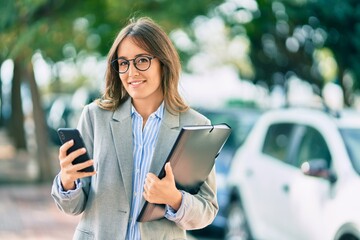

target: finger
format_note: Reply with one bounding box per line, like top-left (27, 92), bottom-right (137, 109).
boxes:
top-left (164, 162), bottom-right (174, 180)
top-left (72, 159), bottom-right (94, 172)
top-left (62, 161), bottom-right (96, 180)
top-left (146, 173), bottom-right (159, 185)
top-left (77, 169), bottom-right (97, 178)
top-left (59, 148), bottom-right (87, 170)
top-left (146, 172), bottom-right (158, 179)
top-left (66, 148), bottom-right (88, 164)
top-left (143, 184), bottom-right (151, 199)
top-left (143, 183), bottom-right (157, 201)
top-left (143, 191), bottom-right (150, 202)
top-left (143, 182), bottom-right (149, 193)
top-left (60, 169), bottom-right (96, 190)
top-left (144, 176), bottom-right (155, 189)
top-left (59, 140), bottom-right (74, 159)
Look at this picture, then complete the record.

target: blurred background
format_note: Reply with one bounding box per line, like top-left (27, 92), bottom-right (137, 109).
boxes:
top-left (0, 0), bottom-right (359, 239)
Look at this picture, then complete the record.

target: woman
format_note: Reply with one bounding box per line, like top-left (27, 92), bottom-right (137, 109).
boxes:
top-left (51, 17), bottom-right (218, 240)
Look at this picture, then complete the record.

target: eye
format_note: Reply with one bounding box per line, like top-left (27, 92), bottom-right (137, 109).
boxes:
top-left (136, 57), bottom-right (150, 64)
top-left (118, 59), bottom-right (129, 66)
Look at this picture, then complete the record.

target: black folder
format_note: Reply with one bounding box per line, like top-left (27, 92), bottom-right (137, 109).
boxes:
top-left (137, 123), bottom-right (231, 222)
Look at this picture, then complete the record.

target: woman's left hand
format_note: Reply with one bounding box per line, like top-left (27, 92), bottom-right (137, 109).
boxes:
top-left (143, 162), bottom-right (182, 211)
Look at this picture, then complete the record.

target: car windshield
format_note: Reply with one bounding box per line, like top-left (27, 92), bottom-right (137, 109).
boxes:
top-left (340, 128), bottom-right (360, 175)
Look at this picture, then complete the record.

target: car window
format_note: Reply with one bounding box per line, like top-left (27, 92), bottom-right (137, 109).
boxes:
top-left (208, 114), bottom-right (239, 148)
top-left (294, 126), bottom-right (331, 169)
top-left (199, 109), bottom-right (262, 149)
top-left (340, 128), bottom-right (360, 175)
top-left (262, 123), bottom-right (294, 162)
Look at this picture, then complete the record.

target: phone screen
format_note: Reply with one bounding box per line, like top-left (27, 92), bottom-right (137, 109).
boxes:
top-left (57, 128), bottom-right (94, 172)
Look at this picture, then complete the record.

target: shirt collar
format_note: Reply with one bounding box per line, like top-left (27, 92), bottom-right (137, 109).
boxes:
top-left (131, 101), bottom-right (164, 119)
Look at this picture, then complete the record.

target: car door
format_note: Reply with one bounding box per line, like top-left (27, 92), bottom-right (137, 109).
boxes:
top-left (288, 125), bottom-right (333, 240)
top-left (241, 123), bottom-right (299, 240)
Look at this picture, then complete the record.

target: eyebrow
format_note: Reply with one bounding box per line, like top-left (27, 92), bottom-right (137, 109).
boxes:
top-left (116, 53), bottom-right (152, 59)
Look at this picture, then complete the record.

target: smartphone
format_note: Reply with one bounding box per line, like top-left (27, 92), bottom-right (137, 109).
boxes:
top-left (57, 128), bottom-right (94, 172)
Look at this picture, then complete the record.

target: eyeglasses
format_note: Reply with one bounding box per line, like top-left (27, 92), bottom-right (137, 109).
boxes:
top-left (111, 56), bottom-right (156, 74)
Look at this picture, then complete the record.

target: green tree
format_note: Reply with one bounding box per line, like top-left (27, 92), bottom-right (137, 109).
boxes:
top-left (303, 0), bottom-right (360, 104)
top-left (0, 0), bottom-right (222, 182)
top-left (182, 0), bottom-right (360, 106)
top-left (250, 0), bottom-right (360, 105)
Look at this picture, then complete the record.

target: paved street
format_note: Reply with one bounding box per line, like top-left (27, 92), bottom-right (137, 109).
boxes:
top-left (1, 183), bottom-right (214, 240)
top-left (0, 130), bottom-right (200, 240)
top-left (0, 129), bottom-right (80, 240)
top-left (0, 184), bottom-right (203, 240)
top-left (0, 183), bottom-right (80, 240)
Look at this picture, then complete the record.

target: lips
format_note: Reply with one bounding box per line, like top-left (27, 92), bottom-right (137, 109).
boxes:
top-left (128, 80), bottom-right (146, 86)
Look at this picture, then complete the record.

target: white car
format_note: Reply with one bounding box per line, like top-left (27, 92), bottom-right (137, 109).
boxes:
top-left (226, 107), bottom-right (360, 240)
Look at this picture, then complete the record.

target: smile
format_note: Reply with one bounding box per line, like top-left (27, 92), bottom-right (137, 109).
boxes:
top-left (129, 80), bottom-right (146, 85)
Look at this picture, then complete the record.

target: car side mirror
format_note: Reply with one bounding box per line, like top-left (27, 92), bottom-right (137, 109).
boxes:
top-left (301, 159), bottom-right (337, 184)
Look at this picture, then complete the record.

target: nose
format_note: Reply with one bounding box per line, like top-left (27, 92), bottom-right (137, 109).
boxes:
top-left (128, 60), bottom-right (139, 77)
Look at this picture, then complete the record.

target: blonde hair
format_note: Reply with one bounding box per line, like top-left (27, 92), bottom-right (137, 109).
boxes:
top-left (97, 17), bottom-right (188, 114)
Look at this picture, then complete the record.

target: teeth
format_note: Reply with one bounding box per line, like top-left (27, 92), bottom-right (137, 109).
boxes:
top-left (130, 81), bottom-right (144, 85)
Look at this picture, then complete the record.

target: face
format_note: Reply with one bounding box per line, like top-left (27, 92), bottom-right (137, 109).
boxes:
top-left (116, 37), bottom-right (163, 107)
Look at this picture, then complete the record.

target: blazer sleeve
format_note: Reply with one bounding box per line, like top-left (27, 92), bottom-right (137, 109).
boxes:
top-left (51, 105), bottom-right (94, 215)
top-left (166, 167), bottom-right (218, 230)
top-left (165, 116), bottom-right (219, 230)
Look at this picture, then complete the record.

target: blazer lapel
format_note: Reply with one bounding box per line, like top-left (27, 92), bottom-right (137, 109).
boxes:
top-left (110, 101), bottom-right (181, 210)
top-left (149, 108), bottom-right (181, 177)
top-left (138, 108), bottom-right (181, 213)
top-left (110, 98), bottom-right (134, 204)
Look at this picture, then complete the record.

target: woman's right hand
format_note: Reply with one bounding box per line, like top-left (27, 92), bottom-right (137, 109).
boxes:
top-left (58, 140), bottom-right (96, 191)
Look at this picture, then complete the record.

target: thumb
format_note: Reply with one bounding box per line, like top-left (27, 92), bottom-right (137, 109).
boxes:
top-left (164, 162), bottom-right (174, 180)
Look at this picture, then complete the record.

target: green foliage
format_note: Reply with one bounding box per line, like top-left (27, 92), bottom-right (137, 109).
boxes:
top-left (306, 0), bottom-right (360, 89)
top-left (0, 0), bottom-right (222, 98)
top-left (2, 0), bottom-right (358, 104)
top-left (1, 0), bottom-right (222, 60)
top-left (182, 0), bottom-right (359, 105)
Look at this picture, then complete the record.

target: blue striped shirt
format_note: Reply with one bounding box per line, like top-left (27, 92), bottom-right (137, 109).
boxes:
top-left (126, 103), bottom-right (164, 240)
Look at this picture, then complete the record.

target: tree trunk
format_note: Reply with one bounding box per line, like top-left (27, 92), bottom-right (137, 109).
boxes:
top-left (26, 61), bottom-right (53, 182)
top-left (337, 67), bottom-right (352, 107)
top-left (0, 59), bottom-right (3, 127)
top-left (10, 59), bottom-right (27, 149)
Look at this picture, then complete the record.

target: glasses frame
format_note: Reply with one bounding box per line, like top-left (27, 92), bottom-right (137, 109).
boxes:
top-left (111, 55), bottom-right (156, 74)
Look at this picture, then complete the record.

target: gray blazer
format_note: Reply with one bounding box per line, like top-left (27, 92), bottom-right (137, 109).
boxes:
top-left (51, 98), bottom-right (218, 240)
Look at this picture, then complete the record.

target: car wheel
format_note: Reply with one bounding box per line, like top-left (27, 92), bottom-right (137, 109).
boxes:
top-left (225, 200), bottom-right (252, 240)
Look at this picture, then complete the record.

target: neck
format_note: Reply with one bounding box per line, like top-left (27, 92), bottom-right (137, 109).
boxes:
top-left (132, 98), bottom-right (163, 120)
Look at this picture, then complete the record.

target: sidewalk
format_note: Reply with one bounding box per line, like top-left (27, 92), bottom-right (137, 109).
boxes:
top-left (0, 183), bottom-right (80, 240)
top-left (0, 184), bottom-right (201, 240)
top-left (0, 130), bottom-right (80, 239)
top-left (0, 128), bottom-right (47, 183)
top-left (0, 130), bottom-right (199, 240)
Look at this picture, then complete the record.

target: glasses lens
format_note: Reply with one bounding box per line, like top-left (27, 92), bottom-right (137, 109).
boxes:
top-left (134, 56), bottom-right (151, 71)
top-left (112, 56), bottom-right (153, 73)
top-left (118, 59), bottom-right (130, 73)
top-left (111, 59), bottom-right (129, 73)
